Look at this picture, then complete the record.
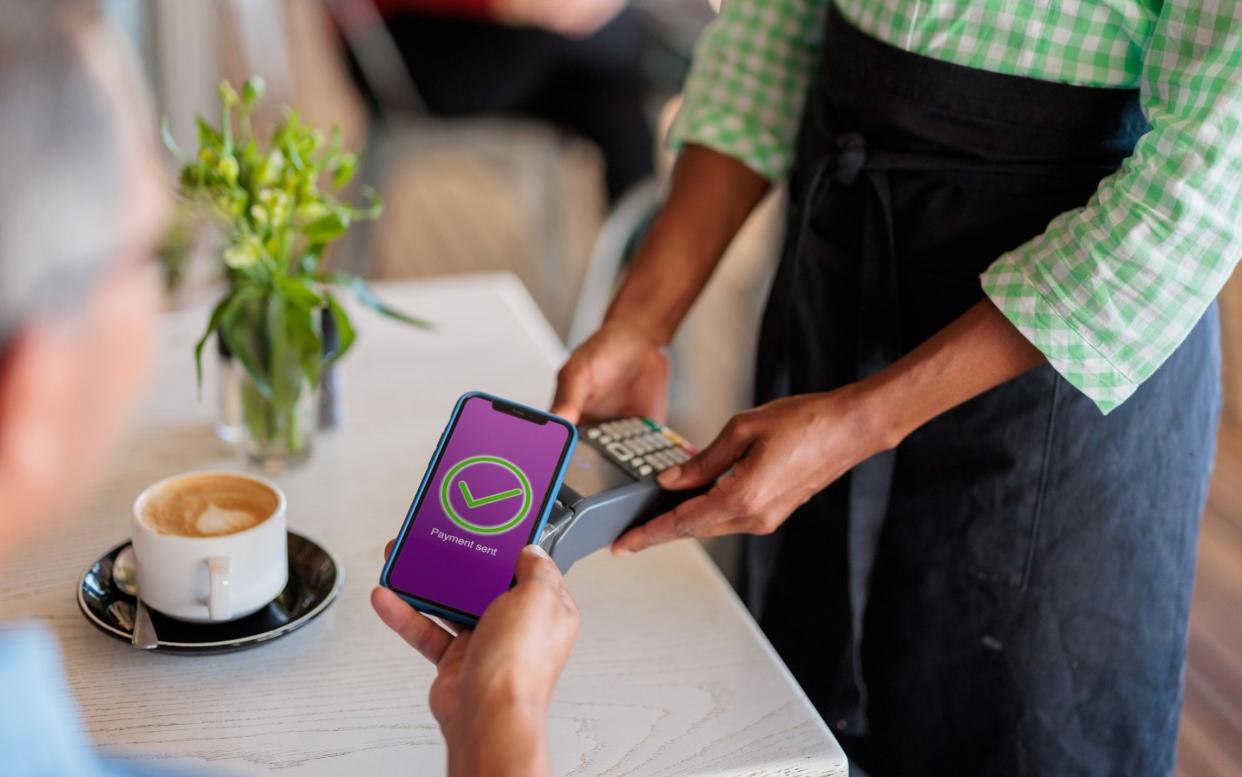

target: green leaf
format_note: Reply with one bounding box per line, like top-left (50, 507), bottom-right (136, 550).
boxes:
top-left (193, 285), bottom-right (260, 396)
top-left (283, 131), bottom-right (306, 172)
top-left (318, 271), bottom-right (432, 329)
top-left (194, 292), bottom-right (235, 395)
top-left (288, 301), bottom-right (323, 388)
top-left (241, 138), bottom-right (260, 169)
top-left (276, 274), bottom-right (325, 311)
top-left (302, 209), bottom-right (350, 242)
top-left (195, 115), bottom-right (223, 152)
top-left (275, 275), bottom-right (330, 383)
top-left (324, 292), bottom-right (357, 363)
top-left (266, 294), bottom-right (319, 407)
top-left (331, 153), bottom-right (357, 190)
top-left (307, 128), bottom-right (325, 156)
top-left (221, 295), bottom-right (273, 400)
top-left (322, 126), bottom-right (343, 163)
top-left (161, 117), bottom-right (186, 160)
top-left (295, 201), bottom-right (330, 223)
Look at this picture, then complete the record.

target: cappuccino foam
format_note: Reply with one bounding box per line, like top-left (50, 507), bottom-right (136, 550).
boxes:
top-left (140, 474), bottom-right (278, 538)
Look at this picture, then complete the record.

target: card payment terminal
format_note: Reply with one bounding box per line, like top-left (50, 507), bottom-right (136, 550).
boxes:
top-left (539, 417), bottom-right (702, 572)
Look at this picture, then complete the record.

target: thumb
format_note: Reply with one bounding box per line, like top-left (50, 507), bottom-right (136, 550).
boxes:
top-left (550, 362), bottom-right (590, 425)
top-left (513, 544), bottom-right (564, 591)
top-left (658, 419), bottom-right (750, 490)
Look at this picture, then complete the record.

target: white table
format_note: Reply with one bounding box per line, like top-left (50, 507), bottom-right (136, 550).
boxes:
top-left (0, 273), bottom-right (847, 776)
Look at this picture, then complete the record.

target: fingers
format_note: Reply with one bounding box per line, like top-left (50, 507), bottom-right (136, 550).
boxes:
top-left (551, 360), bottom-right (591, 424)
top-left (384, 538), bottom-right (395, 560)
top-left (612, 488), bottom-right (732, 554)
top-left (371, 586), bottom-right (454, 664)
top-left (658, 416), bottom-right (752, 490)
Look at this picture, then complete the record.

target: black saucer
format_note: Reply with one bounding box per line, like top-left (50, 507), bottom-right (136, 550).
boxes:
top-left (78, 531), bottom-right (343, 655)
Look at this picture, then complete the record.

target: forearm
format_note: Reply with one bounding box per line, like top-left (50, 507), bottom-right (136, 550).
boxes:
top-left (858, 299), bottom-right (1046, 447)
top-left (604, 143), bottom-right (770, 345)
top-left (445, 702), bottom-right (550, 777)
top-left (977, 0), bottom-right (1242, 413)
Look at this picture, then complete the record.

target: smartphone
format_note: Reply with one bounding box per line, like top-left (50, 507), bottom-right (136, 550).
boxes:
top-left (380, 391), bottom-right (577, 626)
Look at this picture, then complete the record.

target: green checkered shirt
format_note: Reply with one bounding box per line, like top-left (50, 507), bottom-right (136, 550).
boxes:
top-left (670, 0), bottom-right (1242, 412)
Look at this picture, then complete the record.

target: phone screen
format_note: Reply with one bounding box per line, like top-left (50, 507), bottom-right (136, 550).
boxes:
top-left (386, 395), bottom-right (573, 620)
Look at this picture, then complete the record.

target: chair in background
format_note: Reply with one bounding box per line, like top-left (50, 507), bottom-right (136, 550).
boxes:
top-left (214, 0), bottom-right (610, 338)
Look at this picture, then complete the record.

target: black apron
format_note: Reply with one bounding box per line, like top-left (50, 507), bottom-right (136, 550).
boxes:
top-left (748, 7), bottom-right (1221, 776)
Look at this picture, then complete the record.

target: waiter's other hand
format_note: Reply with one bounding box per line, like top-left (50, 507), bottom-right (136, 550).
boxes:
top-left (372, 544), bottom-right (579, 768)
top-left (612, 389), bottom-right (896, 554)
top-left (551, 320), bottom-right (669, 425)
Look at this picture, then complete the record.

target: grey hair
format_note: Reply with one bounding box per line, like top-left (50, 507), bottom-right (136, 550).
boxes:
top-left (0, 1), bottom-right (126, 345)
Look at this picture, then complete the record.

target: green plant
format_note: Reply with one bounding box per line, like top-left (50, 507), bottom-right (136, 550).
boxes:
top-left (165, 77), bottom-right (427, 457)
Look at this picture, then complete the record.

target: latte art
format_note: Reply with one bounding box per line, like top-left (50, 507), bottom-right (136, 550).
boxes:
top-left (140, 474), bottom-right (278, 537)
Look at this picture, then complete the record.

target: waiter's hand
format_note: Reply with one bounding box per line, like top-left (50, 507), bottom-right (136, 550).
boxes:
top-left (551, 320), bottom-right (670, 424)
top-left (612, 389), bottom-right (896, 554)
top-left (372, 544), bottom-right (578, 776)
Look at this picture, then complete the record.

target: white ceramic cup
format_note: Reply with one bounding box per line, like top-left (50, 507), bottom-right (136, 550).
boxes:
top-left (131, 471), bottom-right (288, 623)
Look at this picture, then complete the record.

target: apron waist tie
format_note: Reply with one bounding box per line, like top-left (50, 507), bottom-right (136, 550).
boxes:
top-left (792, 131), bottom-right (899, 736)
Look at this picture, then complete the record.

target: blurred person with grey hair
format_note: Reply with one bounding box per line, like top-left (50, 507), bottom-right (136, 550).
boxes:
top-left (0, 4), bottom-right (578, 776)
top-left (0, 2), bottom-right (173, 770)
top-left (0, 0), bottom-right (166, 562)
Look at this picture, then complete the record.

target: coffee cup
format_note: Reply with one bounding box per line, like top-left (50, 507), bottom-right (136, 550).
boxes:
top-left (131, 471), bottom-right (288, 623)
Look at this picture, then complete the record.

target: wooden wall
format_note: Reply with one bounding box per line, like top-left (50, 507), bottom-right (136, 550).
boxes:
top-left (1218, 272), bottom-right (1242, 427)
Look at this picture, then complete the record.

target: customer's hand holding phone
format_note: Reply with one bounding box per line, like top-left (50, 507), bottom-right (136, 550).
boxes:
top-left (372, 544), bottom-right (579, 777)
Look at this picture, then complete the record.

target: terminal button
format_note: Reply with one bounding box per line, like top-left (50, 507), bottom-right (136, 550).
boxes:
top-left (606, 442), bottom-right (635, 462)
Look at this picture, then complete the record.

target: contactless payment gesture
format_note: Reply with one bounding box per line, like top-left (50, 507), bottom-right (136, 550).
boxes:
top-left (381, 392), bottom-right (576, 625)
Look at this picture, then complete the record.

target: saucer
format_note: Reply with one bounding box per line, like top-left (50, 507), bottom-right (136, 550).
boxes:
top-left (78, 531), bottom-right (343, 655)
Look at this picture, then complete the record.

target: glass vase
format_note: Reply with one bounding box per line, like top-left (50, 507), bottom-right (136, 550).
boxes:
top-left (238, 367), bottom-right (316, 473)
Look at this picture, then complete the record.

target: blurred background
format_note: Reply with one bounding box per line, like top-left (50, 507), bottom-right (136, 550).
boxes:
top-left (100, 1), bottom-right (1240, 773)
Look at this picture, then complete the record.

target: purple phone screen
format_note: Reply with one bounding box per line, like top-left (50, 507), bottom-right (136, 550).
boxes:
top-left (387, 396), bottom-right (572, 618)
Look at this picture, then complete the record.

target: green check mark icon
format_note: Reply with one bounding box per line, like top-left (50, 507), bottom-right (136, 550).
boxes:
top-left (441, 455), bottom-right (532, 535)
top-left (457, 480), bottom-right (523, 509)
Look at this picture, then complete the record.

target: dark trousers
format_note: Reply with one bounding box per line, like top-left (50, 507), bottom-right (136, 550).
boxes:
top-left (361, 8), bottom-right (655, 201)
top-left (747, 8), bottom-right (1220, 776)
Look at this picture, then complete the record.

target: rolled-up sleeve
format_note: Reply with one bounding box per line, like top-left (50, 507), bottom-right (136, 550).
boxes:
top-left (667, 0), bottom-right (828, 182)
top-left (982, 0), bottom-right (1242, 413)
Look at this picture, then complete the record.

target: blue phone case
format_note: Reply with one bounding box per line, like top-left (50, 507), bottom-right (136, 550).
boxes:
top-left (379, 391), bottom-right (578, 627)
